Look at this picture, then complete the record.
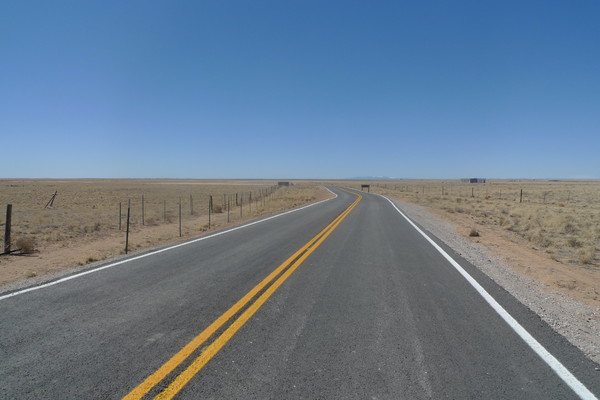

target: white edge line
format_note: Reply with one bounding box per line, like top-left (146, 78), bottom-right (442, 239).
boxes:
top-left (377, 193), bottom-right (597, 400)
top-left (0, 187), bottom-right (339, 302)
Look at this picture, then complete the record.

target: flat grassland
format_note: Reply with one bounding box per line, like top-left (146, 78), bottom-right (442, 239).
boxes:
top-left (0, 179), bottom-right (328, 286)
top-left (338, 179), bottom-right (600, 308)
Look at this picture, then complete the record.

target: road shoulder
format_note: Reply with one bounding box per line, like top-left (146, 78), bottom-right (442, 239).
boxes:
top-left (388, 197), bottom-right (600, 365)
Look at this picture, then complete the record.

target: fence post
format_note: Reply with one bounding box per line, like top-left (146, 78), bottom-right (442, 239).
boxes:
top-left (163, 200), bottom-right (166, 222)
top-left (45, 191), bottom-right (58, 208)
top-left (208, 195), bottom-right (212, 229)
top-left (227, 196), bottom-right (230, 223)
top-left (179, 198), bottom-right (182, 237)
top-left (249, 192), bottom-right (252, 214)
top-left (190, 194), bottom-right (194, 215)
top-left (142, 195), bottom-right (145, 226)
top-left (125, 200), bottom-right (130, 254)
top-left (4, 204), bottom-right (12, 253)
top-left (240, 194), bottom-right (243, 218)
top-left (520, 189), bottom-right (523, 203)
top-left (119, 202), bottom-right (122, 231)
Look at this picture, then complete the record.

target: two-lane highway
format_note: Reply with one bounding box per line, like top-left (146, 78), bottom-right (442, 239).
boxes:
top-left (1, 187), bottom-right (598, 399)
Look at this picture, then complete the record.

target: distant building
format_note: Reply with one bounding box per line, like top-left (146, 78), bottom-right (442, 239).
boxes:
top-left (278, 181), bottom-right (291, 187)
top-left (461, 178), bottom-right (486, 183)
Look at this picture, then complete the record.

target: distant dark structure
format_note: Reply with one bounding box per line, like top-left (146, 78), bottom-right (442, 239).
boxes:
top-left (361, 184), bottom-right (370, 192)
top-left (461, 178), bottom-right (487, 183)
top-left (278, 181), bottom-right (291, 187)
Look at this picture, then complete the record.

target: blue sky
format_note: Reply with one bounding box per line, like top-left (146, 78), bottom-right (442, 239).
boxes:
top-left (2, 1), bottom-right (599, 179)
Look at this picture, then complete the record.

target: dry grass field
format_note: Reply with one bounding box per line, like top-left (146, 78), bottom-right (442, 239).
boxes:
top-left (0, 179), bottom-right (328, 286)
top-left (334, 179), bottom-right (600, 308)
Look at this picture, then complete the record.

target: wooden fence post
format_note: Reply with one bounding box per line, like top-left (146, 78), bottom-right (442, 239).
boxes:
top-left (227, 196), bottom-right (230, 223)
top-left (142, 195), bottom-right (145, 226)
top-left (45, 191), bottom-right (58, 208)
top-left (163, 200), bottom-right (166, 222)
top-left (190, 194), bottom-right (194, 216)
top-left (119, 202), bottom-right (122, 231)
top-left (4, 204), bottom-right (12, 253)
top-left (125, 200), bottom-right (130, 254)
top-left (520, 189), bottom-right (523, 203)
top-left (208, 195), bottom-right (212, 229)
top-left (179, 198), bottom-right (182, 237)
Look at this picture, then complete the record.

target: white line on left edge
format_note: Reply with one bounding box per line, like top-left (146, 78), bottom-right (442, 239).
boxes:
top-left (0, 187), bottom-right (338, 302)
top-left (379, 194), bottom-right (597, 400)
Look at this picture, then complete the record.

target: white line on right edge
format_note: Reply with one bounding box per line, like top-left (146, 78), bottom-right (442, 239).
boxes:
top-left (0, 187), bottom-right (339, 302)
top-left (379, 194), bottom-right (597, 400)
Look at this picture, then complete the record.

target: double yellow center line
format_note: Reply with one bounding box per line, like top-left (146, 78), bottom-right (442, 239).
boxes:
top-left (123, 190), bottom-right (361, 400)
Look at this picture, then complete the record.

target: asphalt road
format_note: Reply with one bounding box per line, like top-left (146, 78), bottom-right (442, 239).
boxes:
top-left (1, 187), bottom-right (598, 399)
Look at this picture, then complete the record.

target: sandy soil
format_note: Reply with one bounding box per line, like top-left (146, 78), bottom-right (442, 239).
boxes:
top-left (428, 206), bottom-right (600, 309)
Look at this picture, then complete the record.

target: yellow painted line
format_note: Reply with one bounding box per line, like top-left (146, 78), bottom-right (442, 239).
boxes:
top-left (123, 191), bottom-right (361, 400)
top-left (155, 193), bottom-right (361, 399)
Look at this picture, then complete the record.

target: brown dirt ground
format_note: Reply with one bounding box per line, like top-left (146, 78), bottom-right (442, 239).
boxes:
top-left (425, 206), bottom-right (600, 311)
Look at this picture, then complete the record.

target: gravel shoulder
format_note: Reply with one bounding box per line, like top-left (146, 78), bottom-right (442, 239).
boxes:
top-left (389, 197), bottom-right (600, 364)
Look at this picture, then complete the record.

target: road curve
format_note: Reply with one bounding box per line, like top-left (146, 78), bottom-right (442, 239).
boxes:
top-left (0, 187), bottom-right (598, 399)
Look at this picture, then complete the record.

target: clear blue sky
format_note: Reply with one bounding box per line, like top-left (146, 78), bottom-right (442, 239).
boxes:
top-left (2, 1), bottom-right (599, 179)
